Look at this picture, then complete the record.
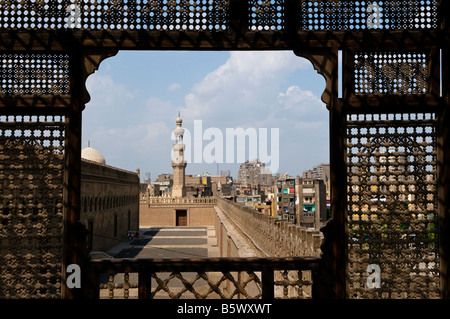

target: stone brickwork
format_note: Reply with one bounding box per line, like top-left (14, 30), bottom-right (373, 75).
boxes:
top-left (216, 198), bottom-right (323, 257)
top-left (139, 196), bottom-right (217, 227)
top-left (81, 159), bottom-right (139, 252)
top-left (139, 196), bottom-right (322, 258)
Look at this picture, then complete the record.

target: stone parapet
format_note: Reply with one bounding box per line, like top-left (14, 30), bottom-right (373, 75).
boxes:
top-left (216, 197), bottom-right (323, 257)
top-left (141, 196), bottom-right (217, 207)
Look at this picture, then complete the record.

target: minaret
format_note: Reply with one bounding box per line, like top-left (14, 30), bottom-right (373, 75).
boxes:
top-left (171, 112), bottom-right (186, 197)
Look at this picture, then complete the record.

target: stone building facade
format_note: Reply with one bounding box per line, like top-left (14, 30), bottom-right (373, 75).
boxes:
top-left (140, 196), bottom-right (216, 227)
top-left (80, 146), bottom-right (139, 253)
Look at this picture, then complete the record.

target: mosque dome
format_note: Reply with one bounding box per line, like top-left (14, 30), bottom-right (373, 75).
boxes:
top-left (81, 145), bottom-right (106, 165)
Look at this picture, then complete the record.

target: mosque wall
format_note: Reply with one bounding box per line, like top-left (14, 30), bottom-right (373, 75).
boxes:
top-left (139, 205), bottom-right (215, 227)
top-left (80, 159), bottom-right (140, 252)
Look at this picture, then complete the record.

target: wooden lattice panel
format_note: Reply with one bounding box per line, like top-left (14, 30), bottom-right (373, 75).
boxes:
top-left (0, 115), bottom-right (65, 298)
top-left (346, 112), bottom-right (440, 299)
top-left (0, 0), bottom-right (439, 32)
top-left (354, 52), bottom-right (429, 95)
top-left (0, 53), bottom-right (70, 96)
top-left (249, 0), bottom-right (285, 30)
top-left (300, 0), bottom-right (438, 30)
top-left (274, 270), bottom-right (313, 299)
top-left (99, 269), bottom-right (314, 299)
top-left (0, 0), bottom-right (230, 31)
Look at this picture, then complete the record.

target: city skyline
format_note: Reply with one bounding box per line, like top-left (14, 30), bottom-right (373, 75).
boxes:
top-left (82, 50), bottom-right (329, 180)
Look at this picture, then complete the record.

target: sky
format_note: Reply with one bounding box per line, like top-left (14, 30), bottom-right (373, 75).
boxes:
top-left (82, 50), bottom-right (329, 181)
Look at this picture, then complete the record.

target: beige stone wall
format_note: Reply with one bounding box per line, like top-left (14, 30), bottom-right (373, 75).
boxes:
top-left (139, 196), bottom-right (323, 259)
top-left (216, 198), bottom-right (323, 257)
top-left (139, 206), bottom-right (174, 226)
top-left (80, 159), bottom-right (140, 252)
top-left (139, 205), bottom-right (215, 227)
top-left (216, 219), bottom-right (233, 257)
top-left (189, 207), bottom-right (215, 225)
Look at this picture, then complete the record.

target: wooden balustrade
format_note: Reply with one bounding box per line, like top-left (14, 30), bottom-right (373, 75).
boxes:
top-left (89, 257), bottom-right (321, 299)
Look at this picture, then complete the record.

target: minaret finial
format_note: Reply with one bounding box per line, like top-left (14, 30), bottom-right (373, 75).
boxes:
top-left (88, 140), bottom-right (91, 147)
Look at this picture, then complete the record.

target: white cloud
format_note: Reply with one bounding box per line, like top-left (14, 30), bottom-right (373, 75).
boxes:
top-left (83, 51), bottom-right (329, 178)
top-left (167, 82), bottom-right (181, 91)
top-left (276, 85), bottom-right (325, 121)
top-left (178, 52), bottom-right (329, 175)
top-left (181, 51), bottom-right (311, 127)
top-left (83, 73), bottom-right (176, 173)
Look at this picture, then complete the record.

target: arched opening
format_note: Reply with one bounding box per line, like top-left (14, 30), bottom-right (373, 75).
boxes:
top-left (80, 50), bottom-right (329, 257)
top-left (83, 50), bottom-right (328, 182)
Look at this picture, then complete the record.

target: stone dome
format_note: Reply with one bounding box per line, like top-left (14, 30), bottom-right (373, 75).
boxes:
top-left (81, 146), bottom-right (106, 165)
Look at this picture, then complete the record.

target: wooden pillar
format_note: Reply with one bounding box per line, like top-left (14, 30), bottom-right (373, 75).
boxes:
top-left (261, 264), bottom-right (275, 299)
top-left (328, 101), bottom-right (347, 299)
top-left (63, 46), bottom-right (87, 299)
top-left (328, 44), bottom-right (347, 299)
top-left (295, 43), bottom-right (345, 298)
top-left (229, 0), bottom-right (249, 33)
top-left (438, 103), bottom-right (450, 299)
top-left (63, 47), bottom-right (118, 299)
top-left (438, 11), bottom-right (450, 297)
top-left (438, 0), bottom-right (450, 299)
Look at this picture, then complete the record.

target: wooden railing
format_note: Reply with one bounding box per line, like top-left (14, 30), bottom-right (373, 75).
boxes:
top-left (89, 257), bottom-right (322, 299)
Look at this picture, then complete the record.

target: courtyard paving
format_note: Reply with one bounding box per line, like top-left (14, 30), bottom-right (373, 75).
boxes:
top-left (95, 225), bottom-right (220, 298)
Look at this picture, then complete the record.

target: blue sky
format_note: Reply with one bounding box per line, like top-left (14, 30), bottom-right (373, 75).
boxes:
top-left (82, 50), bottom-right (329, 181)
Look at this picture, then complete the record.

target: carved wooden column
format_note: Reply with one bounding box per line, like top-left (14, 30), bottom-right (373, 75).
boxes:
top-left (437, 0), bottom-right (450, 299)
top-left (295, 44), bottom-right (345, 299)
top-left (63, 47), bottom-right (118, 299)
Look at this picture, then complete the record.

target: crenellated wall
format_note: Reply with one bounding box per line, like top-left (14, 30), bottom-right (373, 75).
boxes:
top-left (216, 198), bottom-right (323, 258)
top-left (138, 196), bottom-right (323, 258)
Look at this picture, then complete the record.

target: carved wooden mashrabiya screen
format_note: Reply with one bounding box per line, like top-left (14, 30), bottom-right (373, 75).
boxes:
top-left (0, 53), bottom-right (69, 298)
top-left (347, 112), bottom-right (439, 298)
top-left (346, 46), bottom-right (440, 298)
top-left (0, 0), bottom-right (446, 299)
top-left (0, 0), bottom-right (438, 32)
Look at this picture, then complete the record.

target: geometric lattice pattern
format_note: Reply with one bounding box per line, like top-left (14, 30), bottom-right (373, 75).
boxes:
top-left (300, 0), bottom-right (438, 30)
top-left (354, 52), bottom-right (429, 95)
top-left (100, 269), bottom-right (314, 299)
top-left (0, 115), bottom-right (65, 298)
top-left (274, 270), bottom-right (313, 299)
top-left (346, 112), bottom-right (439, 299)
top-left (0, 0), bottom-right (229, 31)
top-left (249, 0), bottom-right (285, 30)
top-left (0, 53), bottom-right (70, 96)
top-left (0, 0), bottom-right (438, 32)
